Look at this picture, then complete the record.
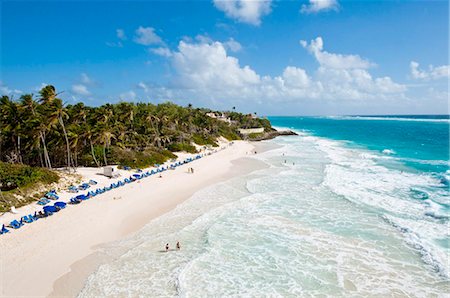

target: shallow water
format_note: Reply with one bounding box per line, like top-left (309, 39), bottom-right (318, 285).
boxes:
top-left (79, 117), bottom-right (449, 297)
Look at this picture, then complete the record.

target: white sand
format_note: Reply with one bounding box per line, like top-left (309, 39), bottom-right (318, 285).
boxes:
top-left (0, 140), bottom-right (260, 297)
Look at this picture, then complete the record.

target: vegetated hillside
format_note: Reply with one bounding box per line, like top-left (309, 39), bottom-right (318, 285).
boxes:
top-left (1, 85), bottom-right (273, 170)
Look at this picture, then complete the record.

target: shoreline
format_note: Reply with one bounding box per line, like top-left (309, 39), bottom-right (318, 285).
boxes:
top-left (0, 140), bottom-right (275, 297)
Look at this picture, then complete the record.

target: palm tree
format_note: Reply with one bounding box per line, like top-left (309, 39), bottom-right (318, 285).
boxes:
top-left (48, 98), bottom-right (72, 171)
top-left (146, 114), bottom-right (161, 147)
top-left (0, 96), bottom-right (22, 163)
top-left (96, 127), bottom-right (115, 166)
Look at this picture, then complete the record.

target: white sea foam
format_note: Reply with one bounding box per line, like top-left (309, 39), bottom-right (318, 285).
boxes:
top-left (79, 134), bottom-right (449, 297)
top-left (382, 148), bottom-right (396, 155)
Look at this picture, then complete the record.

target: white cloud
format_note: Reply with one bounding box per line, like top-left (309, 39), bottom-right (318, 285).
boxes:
top-left (116, 29), bottom-right (126, 40)
top-left (71, 84), bottom-right (91, 96)
top-left (156, 37), bottom-right (405, 104)
top-left (137, 82), bottom-right (150, 92)
top-left (133, 26), bottom-right (163, 45)
top-left (119, 90), bottom-right (137, 101)
top-left (150, 47), bottom-right (173, 57)
top-left (301, 0), bottom-right (339, 14)
top-left (300, 37), bottom-right (374, 69)
top-left (224, 38), bottom-right (242, 52)
top-left (410, 61), bottom-right (449, 80)
top-left (282, 66), bottom-right (311, 88)
top-left (213, 0), bottom-right (272, 26)
top-left (0, 81), bottom-right (22, 96)
top-left (80, 73), bottom-right (93, 85)
top-left (171, 40), bottom-right (260, 90)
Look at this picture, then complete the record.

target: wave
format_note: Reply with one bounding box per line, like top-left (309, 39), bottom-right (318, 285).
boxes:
top-left (310, 134), bottom-right (450, 281)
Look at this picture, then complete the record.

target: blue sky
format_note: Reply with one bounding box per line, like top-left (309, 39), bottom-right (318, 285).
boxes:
top-left (1, 0), bottom-right (448, 115)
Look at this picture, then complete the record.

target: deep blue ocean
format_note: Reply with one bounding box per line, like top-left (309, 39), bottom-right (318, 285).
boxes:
top-left (79, 115), bottom-right (449, 297)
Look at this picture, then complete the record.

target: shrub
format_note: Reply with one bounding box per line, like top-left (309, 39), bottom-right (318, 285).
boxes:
top-left (111, 147), bottom-right (176, 168)
top-left (0, 162), bottom-right (59, 190)
top-left (192, 134), bottom-right (219, 147)
top-left (168, 143), bottom-right (198, 153)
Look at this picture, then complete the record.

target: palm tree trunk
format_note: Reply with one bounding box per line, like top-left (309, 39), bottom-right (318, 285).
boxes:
top-left (90, 139), bottom-right (100, 167)
top-left (40, 132), bottom-right (51, 169)
top-left (59, 116), bottom-right (72, 171)
top-left (17, 136), bottom-right (22, 163)
top-left (103, 144), bottom-right (107, 166)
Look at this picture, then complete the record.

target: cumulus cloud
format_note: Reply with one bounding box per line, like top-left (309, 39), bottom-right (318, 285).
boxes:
top-left (119, 90), bottom-right (137, 101)
top-left (155, 37), bottom-right (405, 104)
top-left (301, 0), bottom-right (339, 14)
top-left (171, 40), bottom-right (260, 90)
top-left (410, 61), bottom-right (449, 80)
top-left (224, 38), bottom-right (242, 52)
top-left (150, 47), bottom-right (173, 57)
top-left (71, 84), bottom-right (91, 96)
top-left (213, 0), bottom-right (272, 26)
top-left (300, 37), bottom-right (374, 69)
top-left (0, 81), bottom-right (22, 96)
top-left (133, 26), bottom-right (163, 45)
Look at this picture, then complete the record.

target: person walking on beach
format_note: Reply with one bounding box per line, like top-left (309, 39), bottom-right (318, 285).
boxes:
top-left (165, 243), bottom-right (169, 252)
top-left (176, 241), bottom-right (181, 250)
top-left (191, 168), bottom-right (194, 174)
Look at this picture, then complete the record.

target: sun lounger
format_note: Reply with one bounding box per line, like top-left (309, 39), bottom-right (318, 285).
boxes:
top-left (22, 215), bottom-right (33, 223)
top-left (89, 179), bottom-right (98, 185)
top-left (70, 198), bottom-right (81, 204)
top-left (0, 224), bottom-right (9, 234)
top-left (68, 186), bottom-right (79, 193)
top-left (9, 219), bottom-right (23, 229)
top-left (76, 194), bottom-right (88, 201)
top-left (124, 178), bottom-right (131, 183)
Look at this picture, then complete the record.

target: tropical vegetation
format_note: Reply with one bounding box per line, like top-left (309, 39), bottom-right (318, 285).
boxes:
top-left (1, 85), bottom-right (273, 171)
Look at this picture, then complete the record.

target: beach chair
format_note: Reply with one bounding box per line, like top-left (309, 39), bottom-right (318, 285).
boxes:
top-left (68, 186), bottom-right (79, 193)
top-left (76, 194), bottom-right (88, 201)
top-left (89, 179), bottom-right (98, 185)
top-left (70, 198), bottom-right (81, 204)
top-left (88, 191), bottom-right (96, 197)
top-left (0, 224), bottom-right (9, 234)
top-left (37, 198), bottom-right (49, 205)
top-left (9, 219), bottom-right (23, 229)
top-left (22, 215), bottom-right (33, 223)
top-left (124, 178), bottom-right (131, 183)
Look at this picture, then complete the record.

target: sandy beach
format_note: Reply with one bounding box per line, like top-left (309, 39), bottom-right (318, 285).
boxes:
top-left (0, 140), bottom-right (266, 297)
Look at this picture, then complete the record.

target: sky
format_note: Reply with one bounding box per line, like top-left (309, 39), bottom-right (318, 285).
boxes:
top-left (0, 0), bottom-right (448, 115)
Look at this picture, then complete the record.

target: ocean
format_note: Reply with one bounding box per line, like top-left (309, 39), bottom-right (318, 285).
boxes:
top-left (79, 115), bottom-right (449, 297)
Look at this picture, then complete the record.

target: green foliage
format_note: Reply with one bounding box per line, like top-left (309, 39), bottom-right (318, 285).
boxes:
top-left (0, 161), bottom-right (59, 190)
top-left (192, 134), bottom-right (219, 147)
top-left (247, 133), bottom-right (264, 140)
top-left (112, 147), bottom-right (173, 169)
top-left (0, 85), bottom-right (274, 170)
top-left (168, 142), bottom-right (198, 153)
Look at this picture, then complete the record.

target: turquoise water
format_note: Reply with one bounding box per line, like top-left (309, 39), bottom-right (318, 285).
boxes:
top-left (79, 116), bottom-right (449, 297)
top-left (269, 115), bottom-right (449, 174)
